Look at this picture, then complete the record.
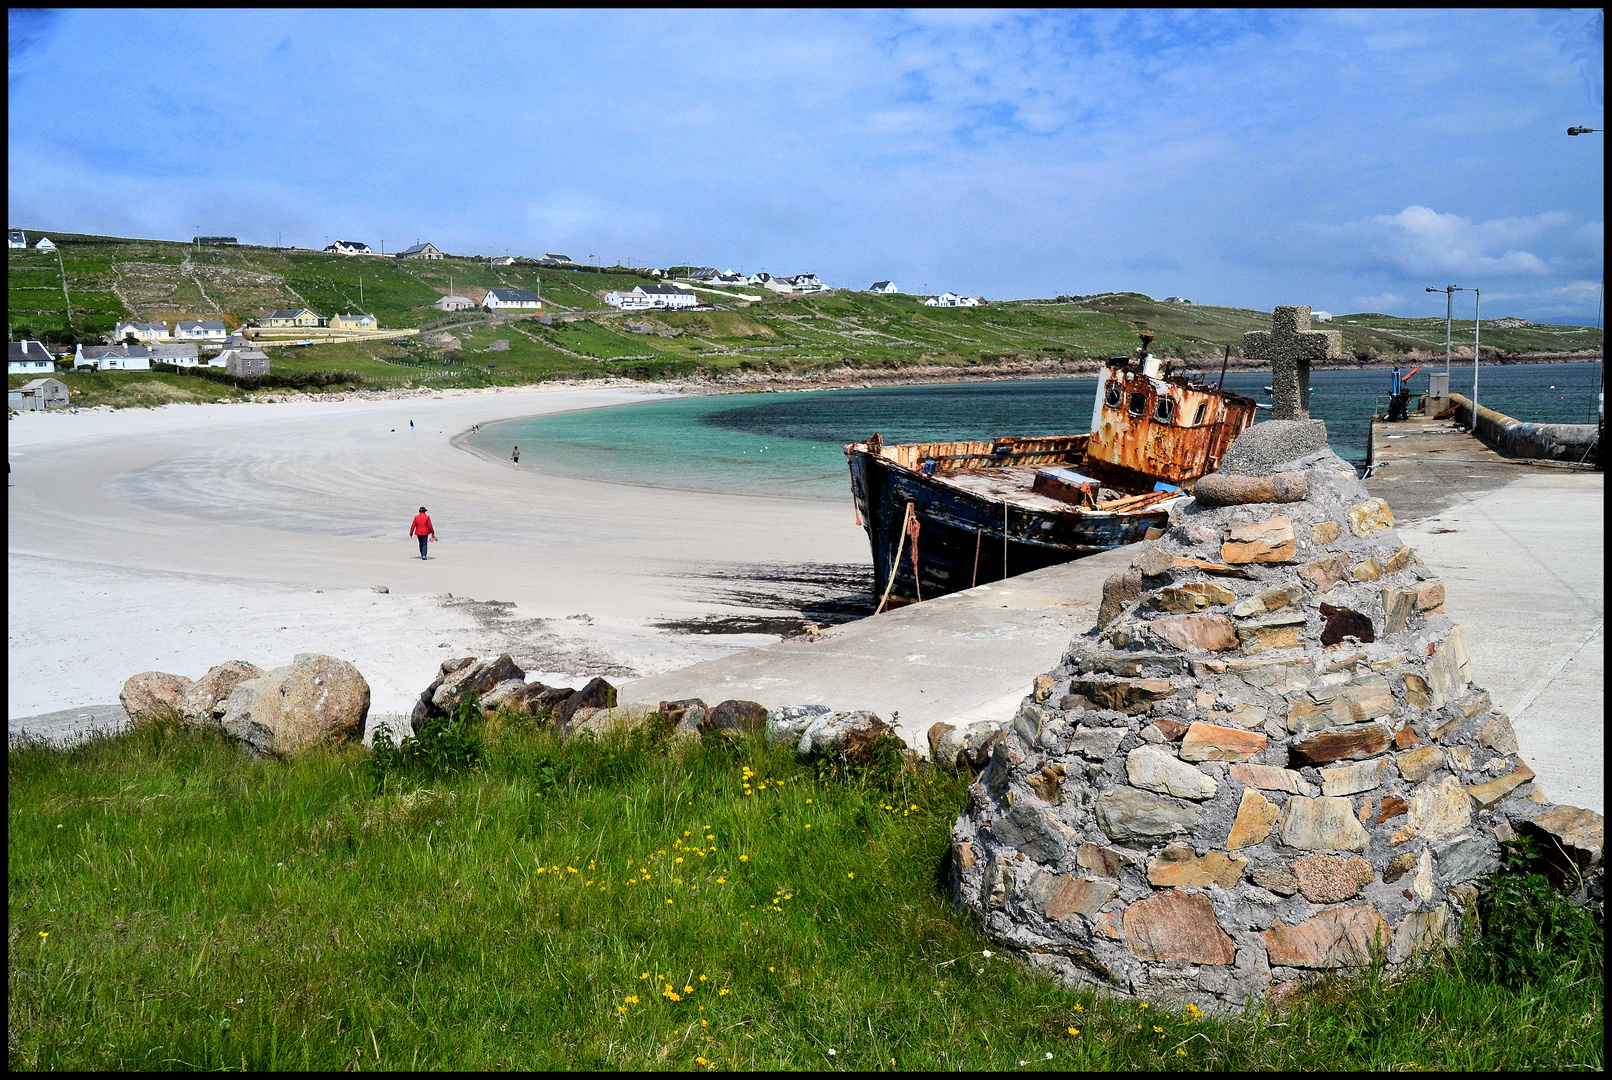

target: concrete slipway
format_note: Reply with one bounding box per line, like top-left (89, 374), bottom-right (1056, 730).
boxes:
top-left (630, 436), bottom-right (1603, 815)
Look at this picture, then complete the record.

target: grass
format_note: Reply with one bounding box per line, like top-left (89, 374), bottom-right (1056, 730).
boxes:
top-left (8, 715), bottom-right (1603, 1071)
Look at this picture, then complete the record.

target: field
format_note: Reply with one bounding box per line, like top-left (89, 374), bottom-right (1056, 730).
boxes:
top-left (7, 715), bottom-right (1602, 1071)
top-left (8, 231), bottom-right (1603, 408)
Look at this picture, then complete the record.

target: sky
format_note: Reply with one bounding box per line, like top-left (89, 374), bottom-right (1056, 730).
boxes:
top-left (7, 9), bottom-right (1605, 323)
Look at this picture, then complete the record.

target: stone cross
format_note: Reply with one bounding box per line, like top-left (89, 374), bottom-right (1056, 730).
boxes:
top-left (1243, 306), bottom-right (1342, 420)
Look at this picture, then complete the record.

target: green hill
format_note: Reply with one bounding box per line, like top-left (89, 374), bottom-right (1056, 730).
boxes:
top-left (8, 231), bottom-right (1601, 404)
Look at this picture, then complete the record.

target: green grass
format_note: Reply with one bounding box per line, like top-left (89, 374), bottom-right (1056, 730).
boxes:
top-left (8, 232), bottom-right (1603, 401)
top-left (9, 717), bottom-right (1602, 1071)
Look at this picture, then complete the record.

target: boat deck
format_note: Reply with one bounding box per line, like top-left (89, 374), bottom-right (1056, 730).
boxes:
top-left (933, 465), bottom-right (1072, 512)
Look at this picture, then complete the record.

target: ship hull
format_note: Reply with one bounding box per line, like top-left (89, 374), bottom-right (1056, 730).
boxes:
top-left (848, 447), bottom-right (1168, 605)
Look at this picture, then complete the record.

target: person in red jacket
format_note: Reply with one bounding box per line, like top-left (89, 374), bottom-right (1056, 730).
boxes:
top-left (409, 507), bottom-right (437, 560)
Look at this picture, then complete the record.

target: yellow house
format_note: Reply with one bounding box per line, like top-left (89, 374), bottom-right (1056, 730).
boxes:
top-left (263, 308), bottom-right (326, 328)
top-left (328, 312), bottom-right (378, 331)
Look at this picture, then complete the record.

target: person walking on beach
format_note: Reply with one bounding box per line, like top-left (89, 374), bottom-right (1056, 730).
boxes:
top-left (511, 445), bottom-right (520, 466)
top-left (410, 506), bottom-right (437, 560)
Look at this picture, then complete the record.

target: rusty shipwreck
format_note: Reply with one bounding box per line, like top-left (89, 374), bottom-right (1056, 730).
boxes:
top-left (846, 336), bottom-right (1258, 607)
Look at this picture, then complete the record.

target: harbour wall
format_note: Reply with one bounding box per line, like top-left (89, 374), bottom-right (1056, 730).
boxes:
top-left (1450, 393), bottom-right (1599, 464)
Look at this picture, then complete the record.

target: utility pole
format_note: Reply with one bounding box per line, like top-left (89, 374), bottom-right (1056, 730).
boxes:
top-left (1425, 285), bottom-right (1459, 377)
top-left (1568, 124), bottom-right (1604, 467)
top-left (1456, 287), bottom-right (1481, 418)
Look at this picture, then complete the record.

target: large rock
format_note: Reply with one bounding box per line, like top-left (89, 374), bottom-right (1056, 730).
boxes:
top-left (1096, 787), bottom-right (1202, 842)
top-left (176, 661), bottom-right (264, 728)
top-left (705, 699), bottom-right (769, 733)
top-left (1278, 796), bottom-right (1370, 851)
top-left (1145, 842), bottom-right (1247, 888)
top-left (430, 654), bottom-right (525, 716)
top-left (219, 653), bottom-right (370, 756)
top-left (1263, 905), bottom-right (1389, 968)
top-left (119, 670), bottom-right (194, 724)
top-left (1221, 516), bottom-right (1297, 564)
top-left (1192, 471), bottom-right (1307, 506)
top-left (553, 677), bottom-right (618, 730)
top-left (1149, 614), bottom-right (1239, 652)
top-left (1097, 570), bottom-right (1142, 629)
top-left (1126, 746), bottom-right (1218, 800)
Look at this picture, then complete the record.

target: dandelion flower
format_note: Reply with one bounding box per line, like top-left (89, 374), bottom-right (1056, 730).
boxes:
top-left (805, 799), bottom-right (812, 804)
top-left (804, 824), bottom-right (811, 829)
top-left (675, 857), bottom-right (684, 864)
top-left (667, 899), bottom-right (674, 904)
top-left (740, 855), bottom-right (749, 862)
top-left (911, 804), bottom-right (918, 810)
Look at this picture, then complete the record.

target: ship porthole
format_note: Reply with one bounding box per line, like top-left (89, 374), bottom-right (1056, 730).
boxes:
top-left (1154, 397), bottom-right (1175, 423)
top-left (1104, 383), bottom-right (1122, 409)
top-left (1193, 402), bottom-right (1208, 425)
top-left (1128, 391), bottom-right (1147, 416)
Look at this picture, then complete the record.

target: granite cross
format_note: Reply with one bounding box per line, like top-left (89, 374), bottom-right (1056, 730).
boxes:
top-left (1243, 306), bottom-right (1342, 420)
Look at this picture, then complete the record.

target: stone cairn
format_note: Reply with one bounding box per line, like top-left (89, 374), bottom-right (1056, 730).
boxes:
top-left (947, 381), bottom-right (1604, 1010)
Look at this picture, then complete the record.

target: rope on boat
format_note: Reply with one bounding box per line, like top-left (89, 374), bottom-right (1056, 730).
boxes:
top-left (971, 527), bottom-right (982, 589)
top-left (874, 501), bottom-right (913, 615)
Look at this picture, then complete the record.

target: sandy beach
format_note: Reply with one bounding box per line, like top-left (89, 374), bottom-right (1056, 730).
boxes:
top-left (7, 384), bottom-right (872, 722)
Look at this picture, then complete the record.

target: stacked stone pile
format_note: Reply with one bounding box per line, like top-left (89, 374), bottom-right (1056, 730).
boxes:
top-left (948, 426), bottom-right (1604, 1011)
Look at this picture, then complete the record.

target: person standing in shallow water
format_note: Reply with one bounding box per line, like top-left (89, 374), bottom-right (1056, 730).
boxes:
top-left (410, 506), bottom-right (437, 559)
top-left (511, 446), bottom-right (520, 466)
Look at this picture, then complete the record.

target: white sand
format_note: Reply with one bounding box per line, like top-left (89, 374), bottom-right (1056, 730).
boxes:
top-left (7, 384), bottom-right (870, 721)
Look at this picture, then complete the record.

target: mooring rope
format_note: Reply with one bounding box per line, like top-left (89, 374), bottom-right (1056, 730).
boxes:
top-left (875, 501), bottom-right (915, 615)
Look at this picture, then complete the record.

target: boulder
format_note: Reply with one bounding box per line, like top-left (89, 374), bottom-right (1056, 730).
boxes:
top-left (176, 661), bottom-right (265, 728)
top-left (219, 653), bottom-right (370, 756)
top-left (505, 682), bottom-right (578, 719)
top-left (1221, 516), bottom-right (1297, 564)
top-left (553, 677), bottom-right (618, 730)
top-left (1192, 470), bottom-right (1307, 506)
top-left (429, 654), bottom-right (525, 716)
top-left (705, 699), bottom-right (769, 733)
top-left (120, 670), bottom-right (195, 724)
top-left (409, 657), bottom-right (477, 732)
top-left (797, 710), bottom-right (897, 761)
top-left (1097, 570), bottom-right (1143, 628)
top-left (767, 704), bottom-right (832, 747)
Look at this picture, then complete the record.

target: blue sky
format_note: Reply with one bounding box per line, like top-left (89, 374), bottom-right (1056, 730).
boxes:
top-left (8, 9), bottom-right (1604, 322)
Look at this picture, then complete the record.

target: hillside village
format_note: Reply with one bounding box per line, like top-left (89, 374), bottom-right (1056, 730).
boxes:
top-left (7, 226), bottom-right (1603, 410)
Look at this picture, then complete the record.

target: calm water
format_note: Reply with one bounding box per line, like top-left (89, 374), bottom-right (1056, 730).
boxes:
top-left (469, 362), bottom-right (1601, 500)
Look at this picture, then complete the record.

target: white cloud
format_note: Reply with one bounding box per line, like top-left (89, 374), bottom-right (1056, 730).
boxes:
top-left (1352, 293), bottom-right (1405, 312)
top-left (1352, 206), bottom-right (1557, 276)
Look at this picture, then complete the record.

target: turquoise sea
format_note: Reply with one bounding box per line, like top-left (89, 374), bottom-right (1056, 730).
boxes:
top-left (467, 362), bottom-right (1601, 501)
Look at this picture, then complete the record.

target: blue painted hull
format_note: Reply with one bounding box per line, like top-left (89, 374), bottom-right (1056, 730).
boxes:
top-left (847, 447), bottom-right (1169, 604)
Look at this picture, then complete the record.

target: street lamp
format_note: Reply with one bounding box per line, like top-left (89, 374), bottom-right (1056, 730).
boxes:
top-left (1567, 126), bottom-right (1603, 135)
top-left (1567, 124), bottom-right (1603, 465)
top-left (1425, 285), bottom-right (1461, 375)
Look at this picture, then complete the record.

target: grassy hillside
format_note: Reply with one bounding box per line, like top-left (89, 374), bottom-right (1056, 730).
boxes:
top-left (8, 716), bottom-right (1601, 1070)
top-left (9, 231), bottom-right (1601, 405)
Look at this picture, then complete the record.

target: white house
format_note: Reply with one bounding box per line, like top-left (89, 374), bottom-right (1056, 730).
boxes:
top-left (924, 293), bottom-right (981, 308)
top-left (35, 236), bottom-right (56, 252)
top-left (263, 308), bottom-right (325, 329)
top-left (433, 294), bottom-right (477, 311)
top-left (1311, 311), bottom-right (1334, 323)
top-left (75, 344), bottom-right (152, 371)
top-left (324, 240), bottom-right (373, 256)
top-left (868, 280), bottom-right (899, 294)
top-left (113, 321), bottom-right (169, 342)
top-left (8, 230), bottom-right (26, 249)
top-left (175, 320), bottom-right (228, 342)
top-left (787, 273), bottom-right (824, 291)
top-left (537, 253), bottom-right (573, 266)
top-left (328, 312), bottom-right (379, 330)
top-left (8, 340), bottom-right (56, 374)
top-left (8, 377), bottom-right (70, 410)
top-left (483, 288), bottom-right (542, 311)
top-left (149, 343), bottom-right (202, 367)
top-left (1162, 296), bottom-right (1192, 305)
top-left (396, 241), bottom-right (443, 260)
top-left (490, 256), bottom-right (518, 266)
top-left (605, 284), bottom-right (700, 311)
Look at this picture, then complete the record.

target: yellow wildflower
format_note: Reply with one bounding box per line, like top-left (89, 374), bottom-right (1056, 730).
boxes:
top-left (1067, 1027), bottom-right (1079, 1036)
top-left (740, 855), bottom-right (749, 862)
top-left (1176, 1049), bottom-right (1187, 1057)
top-left (699, 975), bottom-right (708, 981)
top-left (847, 872), bottom-right (855, 879)
top-left (718, 988), bottom-right (730, 996)
top-left (567, 866), bottom-right (578, 873)
top-left (1153, 1026), bottom-right (1163, 1033)
top-left (675, 857), bottom-right (684, 863)
top-left (684, 985), bottom-right (694, 993)
top-left (804, 824), bottom-right (811, 829)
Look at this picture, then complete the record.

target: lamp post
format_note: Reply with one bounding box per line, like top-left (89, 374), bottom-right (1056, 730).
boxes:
top-left (1425, 285), bottom-right (1461, 376)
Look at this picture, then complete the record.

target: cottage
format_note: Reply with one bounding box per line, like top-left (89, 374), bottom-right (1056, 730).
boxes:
top-left (8, 340), bottom-right (56, 374)
top-left (761, 277), bottom-right (795, 294)
top-left (7, 230), bottom-right (26, 249)
top-left (328, 312), bottom-right (379, 330)
top-left (149, 343), bottom-right (202, 367)
top-left (75, 344), bottom-right (152, 371)
top-left (433, 294), bottom-right (477, 311)
top-left (174, 319), bottom-right (228, 342)
top-left (483, 288), bottom-right (542, 311)
top-left (263, 308), bottom-right (326, 329)
top-left (1162, 296), bottom-right (1193, 304)
top-left (1311, 311), bottom-right (1334, 323)
top-left (537, 253), bottom-right (573, 266)
top-left (324, 240), bottom-right (373, 256)
top-left (490, 256), bottom-right (518, 266)
top-left (396, 241), bottom-right (443, 260)
top-left (787, 273), bottom-right (824, 291)
top-left (8, 377), bottom-right (70, 410)
top-left (868, 280), bottom-right (899, 294)
top-left (222, 348), bottom-right (270, 377)
top-left (604, 284), bottom-right (700, 311)
top-left (34, 236), bottom-right (56, 252)
top-left (113, 320), bottom-right (169, 343)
